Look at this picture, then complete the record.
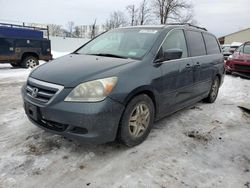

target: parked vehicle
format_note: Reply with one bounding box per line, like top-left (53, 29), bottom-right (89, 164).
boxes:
top-left (22, 24), bottom-right (225, 146)
top-left (0, 23), bottom-right (52, 68)
top-left (221, 44), bottom-right (231, 60)
top-left (225, 41), bottom-right (250, 74)
top-left (222, 42), bottom-right (242, 60)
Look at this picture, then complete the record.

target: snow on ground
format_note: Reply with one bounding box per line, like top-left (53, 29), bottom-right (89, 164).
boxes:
top-left (0, 64), bottom-right (249, 188)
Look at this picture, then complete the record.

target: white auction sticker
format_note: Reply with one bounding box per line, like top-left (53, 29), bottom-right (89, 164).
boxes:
top-left (139, 30), bottom-right (158, 34)
top-left (128, 51), bottom-right (137, 56)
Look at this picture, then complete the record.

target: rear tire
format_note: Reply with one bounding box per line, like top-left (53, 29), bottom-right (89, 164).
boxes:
top-left (21, 56), bottom-right (39, 69)
top-left (203, 76), bottom-right (220, 103)
top-left (118, 94), bottom-right (155, 147)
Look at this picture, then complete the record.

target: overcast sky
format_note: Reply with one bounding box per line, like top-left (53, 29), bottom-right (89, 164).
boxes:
top-left (0, 0), bottom-right (249, 37)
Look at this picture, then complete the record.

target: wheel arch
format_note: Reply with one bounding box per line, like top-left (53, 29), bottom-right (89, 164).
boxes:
top-left (123, 86), bottom-right (159, 118)
top-left (215, 73), bottom-right (222, 86)
top-left (21, 52), bottom-right (39, 61)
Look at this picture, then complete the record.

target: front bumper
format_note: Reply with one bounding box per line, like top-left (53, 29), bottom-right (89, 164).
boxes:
top-left (225, 60), bottom-right (250, 73)
top-left (22, 85), bottom-right (125, 144)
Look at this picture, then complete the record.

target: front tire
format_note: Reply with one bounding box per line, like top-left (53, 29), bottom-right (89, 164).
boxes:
top-left (21, 56), bottom-right (39, 68)
top-left (225, 69), bottom-right (232, 75)
top-left (118, 94), bottom-right (155, 147)
top-left (203, 76), bottom-right (220, 103)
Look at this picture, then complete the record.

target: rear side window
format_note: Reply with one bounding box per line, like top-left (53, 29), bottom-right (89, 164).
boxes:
top-left (243, 44), bottom-right (250, 54)
top-left (186, 30), bottom-right (206, 57)
top-left (161, 29), bottom-right (188, 58)
top-left (203, 34), bottom-right (221, 54)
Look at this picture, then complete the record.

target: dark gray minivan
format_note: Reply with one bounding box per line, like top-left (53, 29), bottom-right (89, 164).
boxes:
top-left (22, 24), bottom-right (225, 146)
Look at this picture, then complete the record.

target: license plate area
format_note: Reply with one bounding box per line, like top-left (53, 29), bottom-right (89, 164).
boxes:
top-left (25, 103), bottom-right (38, 121)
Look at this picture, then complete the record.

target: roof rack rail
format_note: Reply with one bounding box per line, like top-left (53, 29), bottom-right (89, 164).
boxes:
top-left (0, 22), bottom-right (50, 39)
top-left (0, 22), bottom-right (48, 31)
top-left (166, 23), bottom-right (207, 31)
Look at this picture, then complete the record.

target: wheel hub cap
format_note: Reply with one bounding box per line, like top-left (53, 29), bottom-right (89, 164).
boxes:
top-left (211, 80), bottom-right (219, 99)
top-left (27, 59), bottom-right (36, 68)
top-left (129, 103), bottom-right (150, 138)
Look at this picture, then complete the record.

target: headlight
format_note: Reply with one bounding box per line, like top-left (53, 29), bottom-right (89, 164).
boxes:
top-left (64, 77), bottom-right (118, 102)
top-left (228, 55), bottom-right (233, 60)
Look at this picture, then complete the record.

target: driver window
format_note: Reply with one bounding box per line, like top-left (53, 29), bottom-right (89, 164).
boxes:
top-left (161, 30), bottom-right (188, 58)
top-left (243, 44), bottom-right (250, 54)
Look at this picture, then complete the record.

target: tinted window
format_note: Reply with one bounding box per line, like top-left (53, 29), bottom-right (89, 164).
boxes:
top-left (203, 34), bottom-right (221, 54)
top-left (186, 30), bottom-right (206, 57)
top-left (161, 30), bottom-right (188, 58)
top-left (243, 44), bottom-right (250, 54)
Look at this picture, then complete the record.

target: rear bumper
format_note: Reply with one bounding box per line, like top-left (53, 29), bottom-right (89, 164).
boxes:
top-left (22, 86), bottom-right (125, 144)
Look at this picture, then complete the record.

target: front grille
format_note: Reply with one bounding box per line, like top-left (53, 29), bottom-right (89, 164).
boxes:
top-left (26, 84), bottom-right (56, 103)
top-left (235, 64), bottom-right (250, 72)
top-left (26, 77), bottom-right (64, 104)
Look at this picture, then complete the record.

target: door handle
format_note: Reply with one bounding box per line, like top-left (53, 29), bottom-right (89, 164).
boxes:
top-left (195, 62), bottom-right (201, 67)
top-left (185, 64), bottom-right (191, 69)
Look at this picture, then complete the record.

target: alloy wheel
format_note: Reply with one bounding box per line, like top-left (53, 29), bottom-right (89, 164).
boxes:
top-left (211, 79), bottom-right (219, 100)
top-left (128, 103), bottom-right (150, 138)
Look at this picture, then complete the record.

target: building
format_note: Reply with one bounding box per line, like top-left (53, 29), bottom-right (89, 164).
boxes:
top-left (219, 28), bottom-right (250, 45)
top-left (76, 25), bottom-right (106, 38)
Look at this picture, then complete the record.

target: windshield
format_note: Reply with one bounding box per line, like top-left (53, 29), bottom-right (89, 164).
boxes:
top-left (75, 28), bottom-right (161, 60)
top-left (222, 46), bottom-right (230, 52)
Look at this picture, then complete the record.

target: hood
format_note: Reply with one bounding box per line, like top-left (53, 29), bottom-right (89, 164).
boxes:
top-left (30, 54), bottom-right (135, 87)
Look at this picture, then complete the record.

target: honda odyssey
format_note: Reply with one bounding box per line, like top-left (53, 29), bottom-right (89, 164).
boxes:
top-left (22, 24), bottom-right (225, 146)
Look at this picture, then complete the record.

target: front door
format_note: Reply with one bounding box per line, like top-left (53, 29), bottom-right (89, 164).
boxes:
top-left (156, 29), bottom-right (194, 115)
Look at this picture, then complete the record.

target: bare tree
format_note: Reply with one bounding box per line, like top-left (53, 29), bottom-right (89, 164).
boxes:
top-left (90, 19), bottom-right (97, 39)
top-left (67, 21), bottom-right (75, 36)
top-left (47, 24), bottom-right (63, 36)
top-left (127, 5), bottom-right (138, 26)
top-left (138, 0), bottom-right (151, 25)
top-left (74, 26), bottom-right (81, 37)
top-left (104, 11), bottom-right (127, 30)
top-left (174, 10), bottom-right (197, 24)
top-left (152, 0), bottom-right (192, 24)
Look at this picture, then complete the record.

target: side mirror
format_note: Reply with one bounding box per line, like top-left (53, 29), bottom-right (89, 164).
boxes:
top-left (163, 49), bottom-right (183, 61)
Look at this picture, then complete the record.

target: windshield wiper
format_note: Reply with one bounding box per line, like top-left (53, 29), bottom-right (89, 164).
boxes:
top-left (87, 53), bottom-right (127, 59)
